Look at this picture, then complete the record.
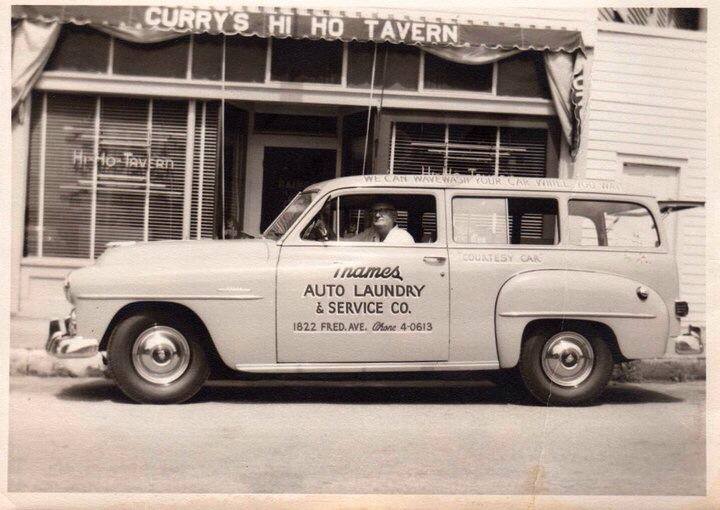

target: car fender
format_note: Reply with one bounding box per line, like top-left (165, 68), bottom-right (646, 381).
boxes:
top-left (495, 269), bottom-right (669, 368)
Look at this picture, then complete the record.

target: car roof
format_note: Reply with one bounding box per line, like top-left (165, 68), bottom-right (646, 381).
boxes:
top-left (304, 174), bottom-right (653, 198)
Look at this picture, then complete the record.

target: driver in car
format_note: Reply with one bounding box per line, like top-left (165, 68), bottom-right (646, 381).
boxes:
top-left (349, 201), bottom-right (415, 245)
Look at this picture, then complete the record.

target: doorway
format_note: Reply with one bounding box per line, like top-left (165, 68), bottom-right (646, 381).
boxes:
top-left (260, 147), bottom-right (337, 232)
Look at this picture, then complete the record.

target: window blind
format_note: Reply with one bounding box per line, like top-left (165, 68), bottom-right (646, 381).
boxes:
top-left (191, 101), bottom-right (219, 239)
top-left (43, 93), bottom-right (95, 258)
top-left (390, 122), bottom-right (548, 178)
top-left (25, 93), bottom-right (218, 259)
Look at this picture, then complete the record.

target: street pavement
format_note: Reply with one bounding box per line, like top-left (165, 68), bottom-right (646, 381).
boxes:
top-left (8, 376), bottom-right (705, 495)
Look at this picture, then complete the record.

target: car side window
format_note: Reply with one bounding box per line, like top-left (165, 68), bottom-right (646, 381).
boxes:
top-left (300, 193), bottom-right (437, 244)
top-left (452, 197), bottom-right (559, 245)
top-left (568, 200), bottom-right (660, 248)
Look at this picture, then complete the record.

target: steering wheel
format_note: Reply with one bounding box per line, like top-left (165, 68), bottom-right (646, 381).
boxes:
top-left (308, 217), bottom-right (330, 241)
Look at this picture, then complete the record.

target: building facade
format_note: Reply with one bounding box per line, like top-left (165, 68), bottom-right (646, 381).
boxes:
top-left (10, 6), bottom-right (706, 336)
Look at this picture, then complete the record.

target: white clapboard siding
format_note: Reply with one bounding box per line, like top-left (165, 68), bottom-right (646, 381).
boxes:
top-left (585, 27), bottom-right (707, 328)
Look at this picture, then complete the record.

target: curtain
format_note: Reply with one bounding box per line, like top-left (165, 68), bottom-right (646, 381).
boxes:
top-left (11, 20), bottom-right (60, 116)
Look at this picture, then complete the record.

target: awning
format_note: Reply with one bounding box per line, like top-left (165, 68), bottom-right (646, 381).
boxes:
top-left (11, 5), bottom-right (587, 159)
top-left (12, 5), bottom-right (585, 52)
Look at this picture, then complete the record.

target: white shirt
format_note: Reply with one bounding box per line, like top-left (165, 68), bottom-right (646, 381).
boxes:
top-left (351, 225), bottom-right (415, 245)
top-left (383, 226), bottom-right (416, 245)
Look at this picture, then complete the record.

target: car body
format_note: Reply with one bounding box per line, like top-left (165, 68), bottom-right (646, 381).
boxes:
top-left (47, 174), bottom-right (698, 404)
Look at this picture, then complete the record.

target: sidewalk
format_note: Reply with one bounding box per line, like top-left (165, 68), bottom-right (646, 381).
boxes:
top-left (8, 314), bottom-right (706, 380)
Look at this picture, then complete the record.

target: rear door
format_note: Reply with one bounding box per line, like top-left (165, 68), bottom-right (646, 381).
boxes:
top-left (446, 190), bottom-right (563, 363)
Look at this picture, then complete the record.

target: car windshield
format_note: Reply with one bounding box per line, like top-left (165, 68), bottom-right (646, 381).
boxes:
top-left (263, 191), bottom-right (317, 240)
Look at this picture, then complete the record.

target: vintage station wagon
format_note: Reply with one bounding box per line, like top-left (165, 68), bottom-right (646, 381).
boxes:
top-left (47, 175), bottom-right (700, 405)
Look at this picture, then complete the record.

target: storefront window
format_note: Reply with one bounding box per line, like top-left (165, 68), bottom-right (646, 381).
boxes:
top-left (271, 39), bottom-right (342, 84)
top-left (45, 24), bottom-right (110, 74)
top-left (347, 42), bottom-right (420, 91)
top-left (496, 52), bottom-right (550, 98)
top-left (423, 53), bottom-right (493, 92)
top-left (113, 37), bottom-right (190, 79)
top-left (25, 92), bottom-right (218, 259)
top-left (391, 122), bottom-right (549, 178)
top-left (225, 35), bottom-right (267, 83)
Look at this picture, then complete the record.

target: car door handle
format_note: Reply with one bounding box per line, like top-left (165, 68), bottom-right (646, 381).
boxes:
top-left (423, 256), bottom-right (446, 265)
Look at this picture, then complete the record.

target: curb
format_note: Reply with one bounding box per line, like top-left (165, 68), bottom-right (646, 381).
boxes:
top-left (10, 348), bottom-right (705, 382)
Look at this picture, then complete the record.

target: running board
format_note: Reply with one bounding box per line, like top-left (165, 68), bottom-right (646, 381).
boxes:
top-left (234, 361), bottom-right (500, 374)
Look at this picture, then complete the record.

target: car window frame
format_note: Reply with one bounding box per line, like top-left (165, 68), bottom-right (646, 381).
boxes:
top-left (566, 197), bottom-right (664, 251)
top-left (446, 189), bottom-right (562, 249)
top-left (281, 187), bottom-right (446, 248)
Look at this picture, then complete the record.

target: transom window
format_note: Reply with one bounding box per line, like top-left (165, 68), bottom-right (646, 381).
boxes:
top-left (45, 26), bottom-right (553, 98)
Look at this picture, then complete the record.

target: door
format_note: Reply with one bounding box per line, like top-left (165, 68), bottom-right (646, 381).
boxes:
top-left (276, 189), bottom-right (450, 363)
top-left (260, 147), bottom-right (337, 232)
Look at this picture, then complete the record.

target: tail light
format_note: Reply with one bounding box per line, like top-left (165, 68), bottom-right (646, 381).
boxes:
top-left (675, 301), bottom-right (689, 317)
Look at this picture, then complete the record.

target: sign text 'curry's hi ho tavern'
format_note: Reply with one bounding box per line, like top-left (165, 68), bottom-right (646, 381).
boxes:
top-left (145, 7), bottom-right (460, 44)
top-left (13, 5), bottom-right (585, 51)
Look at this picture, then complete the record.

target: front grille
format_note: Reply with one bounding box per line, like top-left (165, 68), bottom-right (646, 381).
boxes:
top-left (675, 301), bottom-right (689, 317)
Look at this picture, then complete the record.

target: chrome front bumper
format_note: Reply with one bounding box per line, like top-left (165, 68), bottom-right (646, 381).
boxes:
top-left (46, 316), bottom-right (99, 358)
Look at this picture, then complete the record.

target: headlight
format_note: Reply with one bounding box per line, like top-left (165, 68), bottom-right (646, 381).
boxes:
top-left (63, 274), bottom-right (75, 304)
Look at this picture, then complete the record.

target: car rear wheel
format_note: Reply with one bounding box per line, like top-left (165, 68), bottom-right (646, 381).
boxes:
top-left (518, 326), bottom-right (613, 406)
top-left (107, 311), bottom-right (210, 404)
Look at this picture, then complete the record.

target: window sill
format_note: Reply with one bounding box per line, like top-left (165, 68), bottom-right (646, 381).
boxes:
top-left (21, 256), bottom-right (92, 268)
top-left (37, 71), bottom-right (554, 115)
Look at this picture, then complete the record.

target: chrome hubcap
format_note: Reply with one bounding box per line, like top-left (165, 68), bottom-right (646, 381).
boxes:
top-left (132, 326), bottom-right (190, 385)
top-left (541, 332), bottom-right (594, 387)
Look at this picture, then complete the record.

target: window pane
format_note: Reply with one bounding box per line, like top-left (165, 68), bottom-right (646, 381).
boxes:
top-left (498, 127), bottom-right (548, 178)
top-left (568, 200), bottom-right (659, 248)
top-left (192, 34), bottom-right (222, 80)
top-left (453, 197), bottom-right (508, 244)
top-left (148, 100), bottom-right (189, 242)
top-left (390, 122), bottom-right (550, 178)
top-left (497, 52), bottom-right (550, 98)
top-left (447, 125), bottom-right (496, 175)
top-left (95, 97), bottom-right (149, 255)
top-left (225, 36), bottom-right (267, 83)
top-left (46, 24), bottom-right (109, 73)
top-left (24, 93), bottom-right (44, 256)
top-left (423, 52), bottom-right (492, 92)
top-left (347, 42), bottom-right (419, 91)
top-left (392, 122), bottom-right (446, 174)
top-left (42, 93), bottom-right (96, 258)
top-left (452, 197), bottom-right (558, 245)
top-left (271, 38), bottom-right (342, 84)
top-left (114, 37), bottom-right (189, 78)
top-left (191, 101), bottom-right (220, 239)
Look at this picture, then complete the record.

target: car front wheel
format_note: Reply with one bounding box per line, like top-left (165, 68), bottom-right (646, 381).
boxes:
top-left (518, 327), bottom-right (613, 406)
top-left (107, 311), bottom-right (210, 404)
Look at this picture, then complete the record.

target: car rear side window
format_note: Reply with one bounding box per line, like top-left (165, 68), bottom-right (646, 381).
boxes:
top-left (568, 200), bottom-right (660, 248)
top-left (452, 197), bottom-right (559, 245)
